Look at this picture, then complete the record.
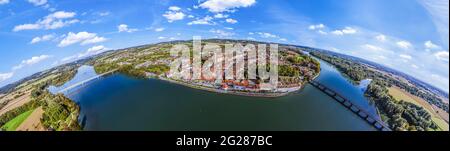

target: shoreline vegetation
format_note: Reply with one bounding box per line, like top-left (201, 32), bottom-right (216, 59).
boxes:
top-left (310, 51), bottom-right (448, 131)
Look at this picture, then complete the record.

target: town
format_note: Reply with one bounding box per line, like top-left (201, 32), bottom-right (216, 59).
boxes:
top-left (92, 40), bottom-right (321, 96)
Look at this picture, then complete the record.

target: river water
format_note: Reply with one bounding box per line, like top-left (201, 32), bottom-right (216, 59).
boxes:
top-left (52, 59), bottom-right (379, 131)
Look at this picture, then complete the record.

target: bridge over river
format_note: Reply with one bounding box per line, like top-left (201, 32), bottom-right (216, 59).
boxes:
top-left (309, 80), bottom-right (391, 131)
top-left (57, 69), bottom-right (117, 95)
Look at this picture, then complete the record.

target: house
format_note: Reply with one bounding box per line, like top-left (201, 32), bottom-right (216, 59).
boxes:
top-left (221, 83), bottom-right (229, 90)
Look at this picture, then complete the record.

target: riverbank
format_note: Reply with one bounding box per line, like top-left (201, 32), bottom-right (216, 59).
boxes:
top-left (158, 68), bottom-right (320, 98)
top-left (153, 65), bottom-right (321, 98)
top-left (159, 77), bottom-right (292, 98)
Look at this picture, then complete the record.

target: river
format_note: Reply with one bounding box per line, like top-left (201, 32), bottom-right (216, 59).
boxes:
top-left (50, 59), bottom-right (379, 131)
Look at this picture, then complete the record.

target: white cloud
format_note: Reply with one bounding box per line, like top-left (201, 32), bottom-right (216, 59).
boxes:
top-left (308, 24), bottom-right (325, 30)
top-left (375, 34), bottom-right (386, 41)
top-left (50, 11), bottom-right (76, 19)
top-left (396, 40), bottom-right (412, 49)
top-left (362, 44), bottom-right (384, 51)
top-left (317, 30), bottom-right (327, 35)
top-left (23, 55), bottom-right (51, 65)
top-left (332, 27), bottom-right (357, 35)
top-left (224, 27), bottom-right (233, 30)
top-left (256, 32), bottom-right (278, 38)
top-left (163, 6), bottom-right (185, 22)
top-left (27, 0), bottom-right (47, 6)
top-left (188, 16), bottom-right (215, 25)
top-left (424, 40), bottom-right (441, 49)
top-left (118, 24), bottom-right (138, 33)
top-left (418, 0), bottom-right (449, 48)
top-left (158, 36), bottom-right (166, 40)
top-left (155, 27), bottom-right (165, 32)
top-left (247, 37), bottom-right (256, 40)
top-left (81, 36), bottom-right (107, 45)
top-left (0, 72), bottom-right (13, 82)
top-left (30, 34), bottom-right (55, 44)
top-left (308, 24), bottom-right (327, 35)
top-left (13, 24), bottom-right (40, 31)
top-left (13, 11), bottom-right (78, 31)
top-left (62, 45), bottom-right (108, 62)
top-left (411, 64), bottom-right (419, 69)
top-left (399, 54), bottom-right (412, 60)
top-left (199, 0), bottom-right (256, 13)
top-left (58, 32), bottom-right (106, 47)
top-left (331, 31), bottom-right (343, 35)
top-left (47, 19), bottom-right (79, 29)
top-left (86, 45), bottom-right (106, 53)
top-left (210, 29), bottom-right (234, 37)
top-left (0, 0), bottom-right (9, 5)
top-left (22, 55), bottom-right (50, 65)
top-left (434, 51), bottom-right (449, 62)
top-left (13, 55), bottom-right (51, 70)
top-left (214, 13), bottom-right (229, 18)
top-left (97, 11), bottom-right (110, 16)
top-left (169, 6), bottom-right (181, 11)
top-left (118, 24), bottom-right (128, 32)
top-left (225, 18), bottom-right (238, 24)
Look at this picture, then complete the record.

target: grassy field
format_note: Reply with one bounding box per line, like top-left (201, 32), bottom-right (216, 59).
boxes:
top-left (1, 109), bottom-right (35, 131)
top-left (388, 87), bottom-right (424, 107)
top-left (388, 86), bottom-right (449, 131)
top-left (432, 117), bottom-right (449, 131)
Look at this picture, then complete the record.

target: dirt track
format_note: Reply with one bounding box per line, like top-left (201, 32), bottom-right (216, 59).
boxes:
top-left (16, 107), bottom-right (45, 131)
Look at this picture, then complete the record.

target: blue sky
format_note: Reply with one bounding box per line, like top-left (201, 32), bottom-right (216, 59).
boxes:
top-left (0, 0), bottom-right (449, 92)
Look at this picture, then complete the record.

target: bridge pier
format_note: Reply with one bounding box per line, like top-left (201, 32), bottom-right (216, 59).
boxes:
top-left (357, 111), bottom-right (368, 119)
top-left (335, 95), bottom-right (345, 103)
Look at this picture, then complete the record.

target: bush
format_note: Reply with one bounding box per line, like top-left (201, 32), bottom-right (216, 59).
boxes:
top-left (118, 65), bottom-right (146, 78)
top-left (279, 65), bottom-right (300, 77)
top-left (41, 93), bottom-right (81, 131)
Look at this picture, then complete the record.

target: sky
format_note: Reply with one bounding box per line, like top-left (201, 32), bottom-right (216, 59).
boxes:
top-left (0, 0), bottom-right (449, 92)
